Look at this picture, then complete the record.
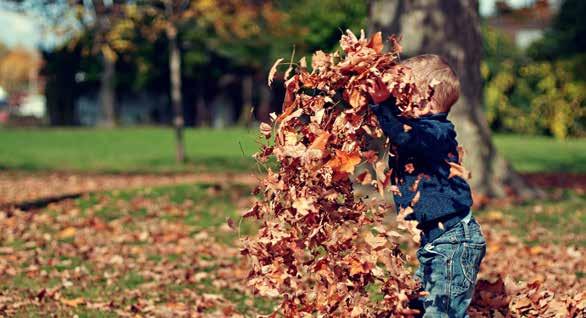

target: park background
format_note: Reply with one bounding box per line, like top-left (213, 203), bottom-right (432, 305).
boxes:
top-left (0, 0), bottom-right (584, 316)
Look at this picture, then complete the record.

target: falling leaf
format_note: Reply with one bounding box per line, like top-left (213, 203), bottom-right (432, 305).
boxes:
top-left (349, 89), bottom-right (365, 108)
top-left (267, 58), bottom-right (284, 87)
top-left (292, 197), bottom-right (314, 216)
top-left (356, 171), bottom-right (372, 185)
top-left (367, 31), bottom-right (384, 54)
top-left (447, 161), bottom-right (471, 180)
top-left (326, 150), bottom-right (362, 174)
top-left (365, 232), bottom-right (387, 249)
top-left (259, 122), bottom-right (272, 138)
top-left (308, 132), bottom-right (331, 151)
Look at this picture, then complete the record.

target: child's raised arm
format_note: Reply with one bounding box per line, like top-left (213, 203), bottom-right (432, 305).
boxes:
top-left (367, 79), bottom-right (455, 154)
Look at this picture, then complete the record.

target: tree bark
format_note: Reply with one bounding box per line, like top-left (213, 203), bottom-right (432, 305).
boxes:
top-left (368, 0), bottom-right (540, 199)
top-left (166, 22), bottom-right (185, 163)
top-left (99, 52), bottom-right (116, 127)
top-left (257, 72), bottom-right (272, 124)
top-left (92, 0), bottom-right (116, 127)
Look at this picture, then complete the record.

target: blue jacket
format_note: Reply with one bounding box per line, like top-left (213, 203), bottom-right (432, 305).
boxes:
top-left (370, 97), bottom-right (473, 242)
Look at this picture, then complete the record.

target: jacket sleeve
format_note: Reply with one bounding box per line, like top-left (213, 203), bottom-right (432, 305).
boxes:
top-left (369, 97), bottom-right (411, 146)
top-left (370, 99), bottom-right (453, 154)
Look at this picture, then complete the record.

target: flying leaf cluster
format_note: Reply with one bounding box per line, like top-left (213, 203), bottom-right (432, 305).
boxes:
top-left (240, 30), bottom-right (434, 317)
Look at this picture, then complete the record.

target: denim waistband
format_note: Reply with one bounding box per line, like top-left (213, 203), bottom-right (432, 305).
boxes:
top-left (419, 209), bottom-right (471, 244)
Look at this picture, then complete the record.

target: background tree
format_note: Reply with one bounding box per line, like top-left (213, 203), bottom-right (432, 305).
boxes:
top-left (0, 48), bottom-right (41, 94)
top-left (42, 45), bottom-right (81, 125)
top-left (367, 0), bottom-right (539, 199)
top-left (136, 0), bottom-right (191, 163)
top-left (528, 0), bottom-right (586, 62)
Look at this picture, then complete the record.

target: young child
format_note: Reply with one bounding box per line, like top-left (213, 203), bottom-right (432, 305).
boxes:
top-left (367, 54), bottom-right (486, 317)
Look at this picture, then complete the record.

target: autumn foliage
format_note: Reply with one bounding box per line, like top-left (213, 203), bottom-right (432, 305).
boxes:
top-left (240, 30), bottom-right (432, 317)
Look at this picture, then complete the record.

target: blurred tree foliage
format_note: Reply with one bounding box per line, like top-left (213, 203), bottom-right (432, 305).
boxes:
top-left (0, 48), bottom-right (40, 94)
top-left (482, 0), bottom-right (586, 139)
top-left (9, 0), bottom-right (584, 138)
top-left (527, 0), bottom-right (586, 63)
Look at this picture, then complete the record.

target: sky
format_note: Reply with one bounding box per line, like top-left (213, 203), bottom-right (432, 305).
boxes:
top-left (0, 0), bottom-right (552, 51)
top-left (0, 9), bottom-right (41, 49)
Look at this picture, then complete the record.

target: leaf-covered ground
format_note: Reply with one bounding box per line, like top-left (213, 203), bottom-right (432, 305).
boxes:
top-left (0, 183), bottom-right (584, 317)
top-left (0, 171), bottom-right (257, 206)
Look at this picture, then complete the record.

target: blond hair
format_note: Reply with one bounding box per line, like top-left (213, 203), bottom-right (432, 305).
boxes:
top-left (401, 54), bottom-right (460, 113)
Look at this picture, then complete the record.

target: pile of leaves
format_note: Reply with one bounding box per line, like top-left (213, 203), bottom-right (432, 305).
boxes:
top-left (240, 30), bottom-right (433, 317)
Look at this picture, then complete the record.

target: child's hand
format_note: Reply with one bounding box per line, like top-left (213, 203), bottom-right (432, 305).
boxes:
top-left (367, 76), bottom-right (391, 104)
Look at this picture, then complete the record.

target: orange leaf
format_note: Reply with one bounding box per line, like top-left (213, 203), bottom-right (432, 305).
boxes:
top-left (349, 257), bottom-right (370, 276)
top-left (356, 170), bottom-right (372, 185)
top-left (308, 132), bottom-right (331, 151)
top-left (447, 161), bottom-right (471, 180)
top-left (349, 89), bottom-right (365, 108)
top-left (365, 232), bottom-right (386, 249)
top-left (326, 150), bottom-right (361, 174)
top-left (61, 297), bottom-right (84, 307)
top-left (58, 227), bottom-right (76, 239)
top-left (367, 31), bottom-right (384, 54)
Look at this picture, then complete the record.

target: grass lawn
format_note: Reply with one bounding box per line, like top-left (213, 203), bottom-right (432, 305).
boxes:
top-left (493, 134), bottom-right (586, 173)
top-left (0, 127), bottom-right (260, 173)
top-left (1, 127), bottom-right (585, 173)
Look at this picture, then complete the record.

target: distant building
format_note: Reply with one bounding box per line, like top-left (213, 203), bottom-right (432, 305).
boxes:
top-left (487, 0), bottom-right (559, 49)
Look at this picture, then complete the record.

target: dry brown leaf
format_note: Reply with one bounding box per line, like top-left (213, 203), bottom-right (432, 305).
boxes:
top-left (267, 58), bottom-right (284, 87)
top-left (447, 161), bottom-right (471, 180)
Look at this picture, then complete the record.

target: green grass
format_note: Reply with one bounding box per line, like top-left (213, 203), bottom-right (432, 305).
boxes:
top-left (0, 127), bottom-right (260, 173)
top-left (493, 134), bottom-right (586, 173)
top-left (0, 127), bottom-right (585, 173)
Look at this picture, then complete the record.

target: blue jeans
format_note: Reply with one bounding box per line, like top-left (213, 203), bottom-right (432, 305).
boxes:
top-left (413, 213), bottom-right (486, 317)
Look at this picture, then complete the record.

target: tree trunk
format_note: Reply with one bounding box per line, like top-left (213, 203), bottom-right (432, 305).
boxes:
top-left (43, 47), bottom-right (79, 126)
top-left (257, 72), bottom-right (272, 123)
top-left (167, 23), bottom-right (185, 163)
top-left (99, 51), bottom-right (116, 127)
top-left (239, 74), bottom-right (254, 126)
top-left (368, 0), bottom-right (540, 200)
